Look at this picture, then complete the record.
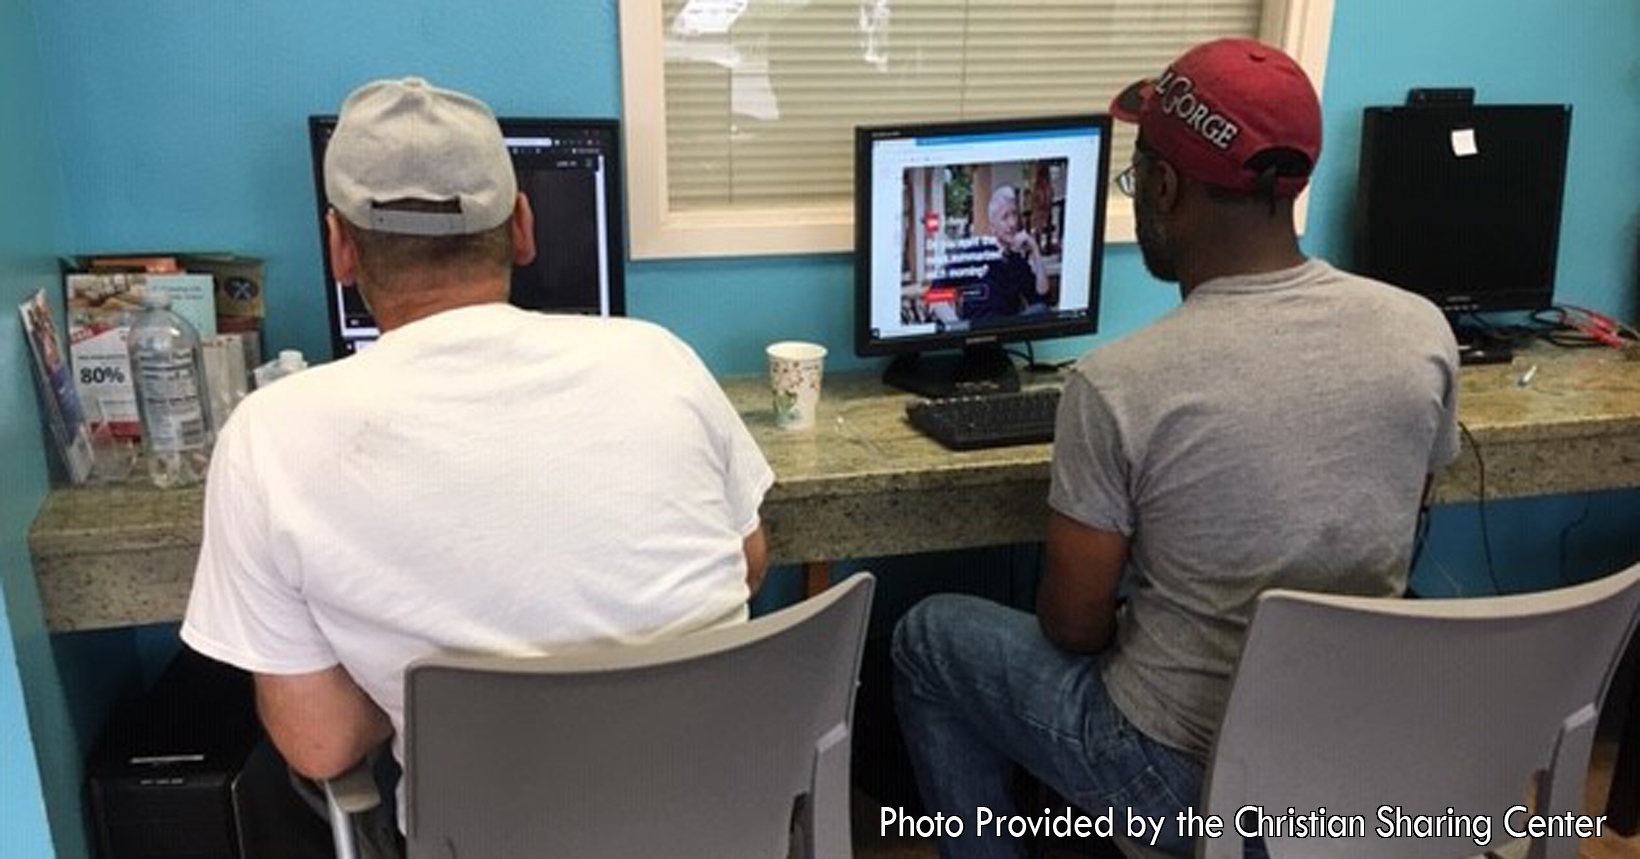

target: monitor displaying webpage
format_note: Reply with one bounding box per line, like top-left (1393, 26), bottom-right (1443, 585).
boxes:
top-left (865, 123), bottom-right (1104, 343)
top-left (321, 122), bottom-right (622, 355)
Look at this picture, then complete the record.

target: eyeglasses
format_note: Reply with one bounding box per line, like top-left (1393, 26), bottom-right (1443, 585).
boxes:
top-left (1116, 149), bottom-right (1151, 198)
top-left (1116, 163), bottom-right (1139, 198)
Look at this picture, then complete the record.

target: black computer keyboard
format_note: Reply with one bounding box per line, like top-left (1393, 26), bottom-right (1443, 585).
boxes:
top-left (906, 388), bottom-right (1062, 450)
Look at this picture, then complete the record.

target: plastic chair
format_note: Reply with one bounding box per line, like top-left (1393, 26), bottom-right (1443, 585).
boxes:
top-left (1113, 560), bottom-right (1640, 859)
top-left (324, 572), bottom-right (876, 859)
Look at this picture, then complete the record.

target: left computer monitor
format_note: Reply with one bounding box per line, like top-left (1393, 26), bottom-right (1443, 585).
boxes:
top-left (308, 116), bottom-right (626, 358)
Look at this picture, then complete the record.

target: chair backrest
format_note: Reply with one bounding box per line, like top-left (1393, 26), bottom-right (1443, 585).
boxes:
top-left (1199, 560), bottom-right (1640, 859)
top-left (400, 573), bottom-right (875, 859)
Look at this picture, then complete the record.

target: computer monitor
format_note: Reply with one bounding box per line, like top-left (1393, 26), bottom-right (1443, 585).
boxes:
top-left (1356, 104), bottom-right (1571, 327)
top-left (308, 116), bottom-right (626, 358)
top-left (855, 115), bottom-right (1111, 397)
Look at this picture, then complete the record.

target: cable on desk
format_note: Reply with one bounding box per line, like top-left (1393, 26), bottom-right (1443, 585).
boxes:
top-left (1408, 499), bottom-right (1432, 579)
top-left (1008, 341), bottom-right (1075, 374)
top-left (1529, 305), bottom-right (1640, 349)
top-left (1459, 311), bottom-right (1545, 351)
top-left (1557, 495), bottom-right (1592, 586)
top-left (1459, 421), bottom-right (1504, 595)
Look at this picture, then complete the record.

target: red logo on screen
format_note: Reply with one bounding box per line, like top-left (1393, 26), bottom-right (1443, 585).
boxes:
top-left (926, 287), bottom-right (956, 305)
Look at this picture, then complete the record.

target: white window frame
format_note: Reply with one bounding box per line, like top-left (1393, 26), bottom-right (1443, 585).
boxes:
top-left (619, 0), bottom-right (1334, 260)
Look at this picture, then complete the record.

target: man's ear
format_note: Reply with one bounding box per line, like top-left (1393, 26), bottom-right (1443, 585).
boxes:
top-left (1151, 159), bottom-right (1184, 215)
top-left (326, 210), bottom-right (358, 286)
top-left (509, 193), bottom-right (537, 266)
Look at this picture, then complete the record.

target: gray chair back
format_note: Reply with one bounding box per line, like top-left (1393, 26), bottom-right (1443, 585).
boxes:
top-left (1198, 561), bottom-right (1640, 859)
top-left (402, 573), bottom-right (875, 859)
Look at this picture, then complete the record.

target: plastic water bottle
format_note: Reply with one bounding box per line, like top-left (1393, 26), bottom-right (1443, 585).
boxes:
top-left (128, 290), bottom-right (213, 488)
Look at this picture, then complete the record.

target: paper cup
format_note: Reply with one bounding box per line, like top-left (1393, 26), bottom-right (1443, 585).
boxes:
top-left (767, 341), bottom-right (827, 431)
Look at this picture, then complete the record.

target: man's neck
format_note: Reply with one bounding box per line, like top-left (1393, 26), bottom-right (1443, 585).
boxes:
top-left (1174, 203), bottom-right (1308, 299)
top-left (367, 277), bottom-right (510, 333)
top-left (1176, 243), bottom-right (1307, 298)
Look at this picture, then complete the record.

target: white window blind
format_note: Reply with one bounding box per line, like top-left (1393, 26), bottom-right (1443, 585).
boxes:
top-left (621, 0), bottom-right (1333, 258)
top-left (663, 0), bottom-right (1262, 213)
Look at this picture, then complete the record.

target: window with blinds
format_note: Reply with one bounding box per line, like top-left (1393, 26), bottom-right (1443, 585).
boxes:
top-left (620, 0), bottom-right (1332, 258)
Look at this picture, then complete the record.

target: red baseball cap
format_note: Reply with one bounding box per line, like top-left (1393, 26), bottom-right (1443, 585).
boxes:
top-left (1110, 38), bottom-right (1321, 197)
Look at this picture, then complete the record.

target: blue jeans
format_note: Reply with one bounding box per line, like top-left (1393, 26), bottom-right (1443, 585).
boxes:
top-left (891, 594), bottom-right (1204, 859)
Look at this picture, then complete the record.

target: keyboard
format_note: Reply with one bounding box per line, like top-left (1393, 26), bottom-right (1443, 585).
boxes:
top-left (906, 389), bottom-right (1062, 450)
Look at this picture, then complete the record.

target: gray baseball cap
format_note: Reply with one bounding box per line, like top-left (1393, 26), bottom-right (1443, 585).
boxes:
top-left (324, 77), bottom-right (517, 236)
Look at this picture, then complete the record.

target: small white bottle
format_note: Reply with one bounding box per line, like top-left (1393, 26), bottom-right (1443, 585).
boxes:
top-left (127, 290), bottom-right (213, 488)
top-left (275, 348), bottom-right (307, 378)
top-left (252, 349), bottom-right (308, 388)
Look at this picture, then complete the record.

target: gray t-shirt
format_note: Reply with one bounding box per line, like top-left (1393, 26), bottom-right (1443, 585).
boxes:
top-left (1048, 259), bottom-right (1460, 758)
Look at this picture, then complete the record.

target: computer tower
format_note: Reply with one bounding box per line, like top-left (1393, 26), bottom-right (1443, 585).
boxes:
top-left (86, 649), bottom-right (334, 859)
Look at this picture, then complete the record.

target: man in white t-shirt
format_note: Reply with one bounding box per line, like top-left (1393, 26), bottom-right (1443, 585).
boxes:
top-left (182, 78), bottom-right (774, 811)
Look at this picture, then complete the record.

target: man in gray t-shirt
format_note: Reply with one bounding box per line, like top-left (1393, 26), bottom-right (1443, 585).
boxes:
top-left (894, 39), bottom-right (1458, 859)
top-left (1052, 258), bottom-right (1459, 759)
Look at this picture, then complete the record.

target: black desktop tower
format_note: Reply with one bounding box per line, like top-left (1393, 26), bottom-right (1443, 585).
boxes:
top-left (87, 649), bottom-right (335, 859)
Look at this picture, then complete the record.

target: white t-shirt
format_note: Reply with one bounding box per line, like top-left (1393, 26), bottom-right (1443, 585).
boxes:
top-left (183, 305), bottom-right (773, 774)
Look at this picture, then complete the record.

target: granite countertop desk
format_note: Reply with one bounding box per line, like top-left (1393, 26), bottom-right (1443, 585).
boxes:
top-left (28, 344), bottom-right (1640, 634)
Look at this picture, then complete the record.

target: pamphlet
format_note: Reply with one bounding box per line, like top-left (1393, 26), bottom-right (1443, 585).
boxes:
top-left (18, 289), bottom-right (95, 483)
top-left (65, 272), bottom-right (143, 439)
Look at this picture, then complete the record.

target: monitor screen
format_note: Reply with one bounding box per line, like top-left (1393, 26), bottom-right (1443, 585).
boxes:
top-left (1356, 104), bottom-right (1571, 316)
top-left (855, 115), bottom-right (1111, 396)
top-left (308, 116), bottom-right (626, 358)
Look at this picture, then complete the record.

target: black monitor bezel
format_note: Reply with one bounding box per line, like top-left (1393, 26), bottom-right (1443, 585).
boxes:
top-left (1355, 103), bottom-right (1571, 316)
top-left (853, 113), bottom-right (1111, 359)
top-left (308, 115), bottom-right (627, 360)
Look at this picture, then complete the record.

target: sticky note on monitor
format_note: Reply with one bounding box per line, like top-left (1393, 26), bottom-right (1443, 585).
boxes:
top-left (1450, 128), bottom-right (1478, 157)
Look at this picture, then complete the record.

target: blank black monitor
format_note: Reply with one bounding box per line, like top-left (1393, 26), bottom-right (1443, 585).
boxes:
top-left (1356, 104), bottom-right (1571, 317)
top-left (855, 115), bottom-right (1111, 397)
top-left (308, 117), bottom-right (626, 358)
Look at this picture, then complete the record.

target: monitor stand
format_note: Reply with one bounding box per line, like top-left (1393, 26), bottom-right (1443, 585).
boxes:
top-left (883, 343), bottom-right (1021, 398)
top-left (1452, 318), bottom-right (1515, 366)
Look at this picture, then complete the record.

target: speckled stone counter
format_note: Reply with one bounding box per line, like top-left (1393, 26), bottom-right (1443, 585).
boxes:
top-left (30, 345), bottom-right (1640, 632)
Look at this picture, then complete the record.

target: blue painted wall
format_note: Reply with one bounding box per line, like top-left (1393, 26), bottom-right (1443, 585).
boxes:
top-left (6, 1), bottom-right (1638, 855)
top-left (26, 0), bottom-right (1639, 375)
top-left (1308, 0), bottom-right (1640, 321)
top-left (1, 0), bottom-right (82, 853)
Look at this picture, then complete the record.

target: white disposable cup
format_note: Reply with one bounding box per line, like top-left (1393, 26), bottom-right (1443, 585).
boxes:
top-left (766, 341), bottom-right (827, 431)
